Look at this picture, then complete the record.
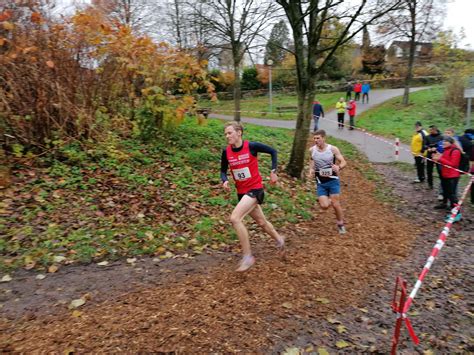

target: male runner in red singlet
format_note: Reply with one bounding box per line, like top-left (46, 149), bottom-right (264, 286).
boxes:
top-left (221, 122), bottom-right (285, 272)
top-left (309, 129), bottom-right (347, 234)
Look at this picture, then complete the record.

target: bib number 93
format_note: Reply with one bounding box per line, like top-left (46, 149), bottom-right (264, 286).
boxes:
top-left (233, 167), bottom-right (251, 181)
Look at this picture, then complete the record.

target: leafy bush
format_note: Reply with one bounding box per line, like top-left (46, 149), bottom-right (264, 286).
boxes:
top-left (241, 67), bottom-right (262, 91)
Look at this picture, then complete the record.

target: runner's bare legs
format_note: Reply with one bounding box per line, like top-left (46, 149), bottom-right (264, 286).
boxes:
top-left (318, 194), bottom-right (344, 223)
top-left (248, 204), bottom-right (285, 249)
top-left (230, 195), bottom-right (258, 271)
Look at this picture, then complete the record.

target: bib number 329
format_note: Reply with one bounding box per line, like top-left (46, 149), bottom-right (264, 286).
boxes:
top-left (233, 167), bottom-right (251, 181)
top-left (319, 167), bottom-right (333, 177)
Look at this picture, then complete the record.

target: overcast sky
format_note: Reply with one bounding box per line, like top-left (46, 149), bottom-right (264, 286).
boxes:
top-left (444, 0), bottom-right (473, 48)
top-left (57, 0), bottom-right (473, 49)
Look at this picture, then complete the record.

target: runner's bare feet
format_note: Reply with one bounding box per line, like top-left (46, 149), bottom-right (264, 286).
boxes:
top-left (236, 255), bottom-right (255, 272)
top-left (276, 235), bottom-right (286, 259)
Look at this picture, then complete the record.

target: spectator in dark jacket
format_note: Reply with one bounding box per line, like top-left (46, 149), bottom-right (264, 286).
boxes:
top-left (433, 136), bottom-right (462, 220)
top-left (459, 128), bottom-right (474, 204)
top-left (312, 100), bottom-right (325, 132)
top-left (345, 82), bottom-right (353, 101)
top-left (424, 125), bottom-right (443, 193)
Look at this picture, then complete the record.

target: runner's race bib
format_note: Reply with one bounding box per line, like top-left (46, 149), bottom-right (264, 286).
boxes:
top-left (233, 167), bottom-right (251, 181)
top-left (319, 167), bottom-right (333, 177)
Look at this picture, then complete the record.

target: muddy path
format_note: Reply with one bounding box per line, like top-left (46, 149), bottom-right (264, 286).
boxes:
top-left (1, 163), bottom-right (472, 353)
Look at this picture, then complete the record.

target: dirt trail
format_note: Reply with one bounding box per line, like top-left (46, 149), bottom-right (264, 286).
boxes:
top-left (1, 162), bottom-right (419, 352)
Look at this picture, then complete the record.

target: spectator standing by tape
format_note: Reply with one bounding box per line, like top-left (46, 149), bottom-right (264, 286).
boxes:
top-left (458, 128), bottom-right (474, 205)
top-left (220, 121), bottom-right (285, 272)
top-left (335, 97), bottom-right (346, 129)
top-left (309, 130), bottom-right (348, 234)
top-left (312, 100), bottom-right (325, 132)
top-left (433, 136), bottom-right (462, 222)
top-left (424, 125), bottom-right (444, 199)
top-left (346, 99), bottom-right (357, 130)
top-left (362, 82), bottom-right (371, 103)
top-left (411, 121), bottom-right (427, 183)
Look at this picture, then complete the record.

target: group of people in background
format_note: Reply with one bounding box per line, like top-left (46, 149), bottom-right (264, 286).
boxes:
top-left (346, 81), bottom-right (371, 104)
top-left (411, 121), bottom-right (474, 222)
top-left (312, 80), bottom-right (371, 133)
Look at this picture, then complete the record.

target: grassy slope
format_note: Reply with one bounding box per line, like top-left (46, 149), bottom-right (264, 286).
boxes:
top-left (1, 119), bottom-right (370, 271)
top-left (357, 86), bottom-right (466, 144)
top-left (199, 92), bottom-right (345, 120)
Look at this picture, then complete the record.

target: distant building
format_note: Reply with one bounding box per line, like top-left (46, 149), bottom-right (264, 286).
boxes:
top-left (386, 41), bottom-right (433, 67)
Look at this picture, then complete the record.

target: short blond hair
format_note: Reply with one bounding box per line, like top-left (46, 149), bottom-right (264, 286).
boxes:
top-left (224, 121), bottom-right (244, 135)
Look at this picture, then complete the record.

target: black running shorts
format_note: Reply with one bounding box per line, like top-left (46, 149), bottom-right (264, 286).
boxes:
top-left (237, 188), bottom-right (265, 205)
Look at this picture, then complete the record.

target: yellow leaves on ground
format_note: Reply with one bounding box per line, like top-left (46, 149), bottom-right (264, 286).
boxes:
top-left (46, 60), bottom-right (55, 68)
top-left (2, 21), bottom-right (14, 31)
top-left (315, 297), bottom-right (330, 304)
top-left (335, 339), bottom-right (350, 348)
top-left (48, 265), bottom-right (59, 273)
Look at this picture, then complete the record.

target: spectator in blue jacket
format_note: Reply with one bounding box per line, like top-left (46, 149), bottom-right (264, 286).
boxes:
top-left (362, 82), bottom-right (371, 104)
top-left (312, 100), bottom-right (325, 132)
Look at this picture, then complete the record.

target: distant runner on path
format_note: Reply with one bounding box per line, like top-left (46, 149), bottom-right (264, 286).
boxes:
top-left (309, 130), bottom-right (348, 234)
top-left (220, 122), bottom-right (285, 272)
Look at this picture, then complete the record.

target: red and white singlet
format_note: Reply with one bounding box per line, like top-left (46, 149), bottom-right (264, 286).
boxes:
top-left (226, 141), bottom-right (263, 194)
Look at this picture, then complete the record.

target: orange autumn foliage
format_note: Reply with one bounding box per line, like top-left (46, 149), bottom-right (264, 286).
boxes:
top-left (0, 5), bottom-right (214, 149)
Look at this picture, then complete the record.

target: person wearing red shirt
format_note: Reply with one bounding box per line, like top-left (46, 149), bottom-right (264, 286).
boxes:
top-left (433, 136), bottom-right (462, 221)
top-left (221, 122), bottom-right (285, 272)
top-left (346, 99), bottom-right (357, 130)
top-left (353, 82), bottom-right (362, 101)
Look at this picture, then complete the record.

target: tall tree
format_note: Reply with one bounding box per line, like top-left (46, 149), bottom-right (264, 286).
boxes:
top-left (194, 0), bottom-right (277, 121)
top-left (264, 19), bottom-right (291, 66)
top-left (361, 26), bottom-right (386, 75)
top-left (91, 0), bottom-right (165, 37)
top-left (377, 0), bottom-right (445, 105)
top-left (276, 0), bottom-right (402, 178)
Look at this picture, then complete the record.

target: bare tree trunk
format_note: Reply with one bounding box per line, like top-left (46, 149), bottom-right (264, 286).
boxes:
top-left (173, 0), bottom-right (183, 48)
top-left (287, 90), bottom-right (314, 177)
top-left (233, 64), bottom-right (241, 122)
top-left (403, 36), bottom-right (416, 105)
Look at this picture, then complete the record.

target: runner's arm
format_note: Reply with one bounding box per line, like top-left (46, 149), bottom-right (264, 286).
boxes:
top-left (249, 142), bottom-right (277, 171)
top-left (331, 146), bottom-right (347, 173)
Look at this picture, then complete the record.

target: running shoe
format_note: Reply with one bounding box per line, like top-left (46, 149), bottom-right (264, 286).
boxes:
top-left (337, 224), bottom-right (347, 235)
top-left (236, 255), bottom-right (255, 272)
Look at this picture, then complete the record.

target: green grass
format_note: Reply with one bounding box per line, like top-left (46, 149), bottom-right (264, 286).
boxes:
top-left (2, 118), bottom-right (364, 271)
top-left (357, 87), bottom-right (465, 144)
top-left (198, 92), bottom-right (346, 120)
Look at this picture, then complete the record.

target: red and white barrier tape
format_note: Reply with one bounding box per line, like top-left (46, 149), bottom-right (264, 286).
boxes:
top-left (208, 107), bottom-right (472, 177)
top-left (402, 176), bottom-right (473, 316)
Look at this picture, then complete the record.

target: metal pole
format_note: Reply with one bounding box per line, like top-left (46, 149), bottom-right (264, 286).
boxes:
top-left (467, 98), bottom-right (472, 128)
top-left (269, 65), bottom-right (273, 113)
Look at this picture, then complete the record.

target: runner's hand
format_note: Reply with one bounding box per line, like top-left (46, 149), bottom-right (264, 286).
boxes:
top-left (332, 164), bottom-right (340, 174)
top-left (222, 181), bottom-right (230, 191)
top-left (270, 171), bottom-right (278, 185)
